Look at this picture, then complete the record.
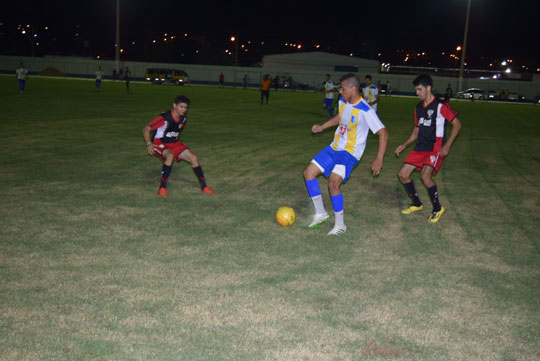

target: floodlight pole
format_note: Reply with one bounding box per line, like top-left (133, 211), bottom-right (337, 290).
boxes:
top-left (115, 0), bottom-right (120, 72)
top-left (234, 34), bottom-right (239, 66)
top-left (458, 0), bottom-right (471, 92)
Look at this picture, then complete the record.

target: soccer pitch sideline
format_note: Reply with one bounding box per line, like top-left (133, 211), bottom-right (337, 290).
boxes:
top-left (0, 77), bottom-right (539, 361)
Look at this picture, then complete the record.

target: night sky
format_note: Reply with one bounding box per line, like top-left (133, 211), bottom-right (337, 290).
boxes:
top-left (2, 0), bottom-right (539, 70)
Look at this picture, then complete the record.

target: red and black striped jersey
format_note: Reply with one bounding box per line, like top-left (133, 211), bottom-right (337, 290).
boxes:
top-left (414, 98), bottom-right (458, 152)
top-left (149, 110), bottom-right (187, 143)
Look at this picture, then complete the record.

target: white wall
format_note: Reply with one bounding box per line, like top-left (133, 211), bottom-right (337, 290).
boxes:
top-left (2, 55), bottom-right (539, 98)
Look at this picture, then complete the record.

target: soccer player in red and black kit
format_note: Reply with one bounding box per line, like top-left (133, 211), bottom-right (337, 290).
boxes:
top-left (395, 74), bottom-right (461, 223)
top-left (142, 95), bottom-right (216, 198)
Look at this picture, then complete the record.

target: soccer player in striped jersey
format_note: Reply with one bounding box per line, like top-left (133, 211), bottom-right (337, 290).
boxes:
top-left (303, 74), bottom-right (388, 235)
top-left (142, 95), bottom-right (216, 198)
top-left (322, 74), bottom-right (335, 117)
top-left (362, 75), bottom-right (379, 112)
top-left (395, 74), bottom-right (462, 223)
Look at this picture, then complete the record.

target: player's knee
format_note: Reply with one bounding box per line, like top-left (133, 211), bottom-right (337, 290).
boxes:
top-left (421, 172), bottom-right (432, 184)
top-left (303, 167), bottom-right (313, 180)
top-left (164, 152), bottom-right (174, 162)
top-left (397, 170), bottom-right (407, 182)
top-left (190, 153), bottom-right (199, 165)
top-left (328, 178), bottom-right (341, 194)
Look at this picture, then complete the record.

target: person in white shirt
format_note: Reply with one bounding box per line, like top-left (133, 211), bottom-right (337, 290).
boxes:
top-left (16, 63), bottom-right (28, 93)
top-left (95, 66), bottom-right (104, 90)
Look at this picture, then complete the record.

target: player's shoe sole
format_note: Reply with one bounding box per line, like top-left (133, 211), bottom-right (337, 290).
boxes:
top-left (308, 213), bottom-right (330, 229)
top-left (401, 204), bottom-right (424, 215)
top-left (428, 207), bottom-right (445, 223)
top-left (328, 224), bottom-right (347, 235)
top-left (157, 187), bottom-right (167, 198)
top-left (201, 186), bottom-right (216, 195)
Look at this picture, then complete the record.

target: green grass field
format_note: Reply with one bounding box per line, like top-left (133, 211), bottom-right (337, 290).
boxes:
top-left (1, 76), bottom-right (539, 361)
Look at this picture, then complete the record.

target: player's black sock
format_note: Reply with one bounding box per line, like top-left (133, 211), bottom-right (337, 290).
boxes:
top-left (193, 166), bottom-right (207, 189)
top-left (160, 164), bottom-right (172, 188)
top-left (427, 185), bottom-right (441, 212)
top-left (403, 181), bottom-right (422, 206)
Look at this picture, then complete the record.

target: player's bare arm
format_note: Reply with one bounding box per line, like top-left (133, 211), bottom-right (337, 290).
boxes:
top-left (395, 127), bottom-right (419, 156)
top-left (142, 125), bottom-right (156, 155)
top-left (439, 117), bottom-right (462, 156)
top-left (311, 113), bottom-right (340, 133)
top-left (372, 94), bottom-right (379, 106)
top-left (371, 128), bottom-right (388, 176)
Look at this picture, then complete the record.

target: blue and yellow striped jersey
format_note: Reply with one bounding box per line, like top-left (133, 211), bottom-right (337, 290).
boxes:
top-left (330, 97), bottom-right (385, 160)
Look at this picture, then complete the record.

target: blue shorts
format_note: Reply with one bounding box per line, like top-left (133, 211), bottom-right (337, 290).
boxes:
top-left (323, 98), bottom-right (334, 108)
top-left (311, 146), bottom-right (359, 182)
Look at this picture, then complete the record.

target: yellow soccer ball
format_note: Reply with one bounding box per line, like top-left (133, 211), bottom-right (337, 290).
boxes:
top-left (275, 206), bottom-right (296, 227)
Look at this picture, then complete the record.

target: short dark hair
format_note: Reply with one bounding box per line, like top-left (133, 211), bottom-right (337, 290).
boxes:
top-left (413, 74), bottom-right (433, 88)
top-left (174, 95), bottom-right (190, 105)
top-left (340, 73), bottom-right (360, 90)
top-left (325, 73), bottom-right (330, 77)
top-left (365, 74), bottom-right (372, 80)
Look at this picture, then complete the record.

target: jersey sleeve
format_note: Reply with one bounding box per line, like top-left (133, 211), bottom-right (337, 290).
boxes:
top-left (440, 103), bottom-right (458, 122)
top-left (366, 109), bottom-right (385, 134)
top-left (149, 115), bottom-right (165, 130)
top-left (414, 108), bottom-right (419, 127)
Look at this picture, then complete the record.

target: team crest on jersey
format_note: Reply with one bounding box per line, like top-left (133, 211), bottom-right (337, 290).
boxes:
top-left (351, 115), bottom-right (356, 124)
top-left (427, 109), bottom-right (434, 117)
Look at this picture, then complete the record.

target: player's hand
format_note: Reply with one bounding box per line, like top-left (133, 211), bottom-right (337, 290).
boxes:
top-left (147, 143), bottom-right (156, 155)
top-left (394, 144), bottom-right (406, 157)
top-left (439, 144), bottom-right (451, 156)
top-left (311, 124), bottom-right (324, 133)
top-left (371, 158), bottom-right (383, 176)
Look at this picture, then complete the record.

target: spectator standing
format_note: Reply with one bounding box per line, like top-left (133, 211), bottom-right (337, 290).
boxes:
top-left (95, 66), bottom-right (104, 90)
top-left (219, 73), bottom-right (224, 87)
top-left (260, 74), bottom-right (271, 105)
top-left (15, 63), bottom-right (28, 93)
top-left (444, 83), bottom-right (453, 102)
top-left (125, 67), bottom-right (131, 92)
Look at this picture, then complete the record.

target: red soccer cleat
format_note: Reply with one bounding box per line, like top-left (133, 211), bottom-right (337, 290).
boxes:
top-left (201, 186), bottom-right (216, 195)
top-left (157, 187), bottom-right (167, 198)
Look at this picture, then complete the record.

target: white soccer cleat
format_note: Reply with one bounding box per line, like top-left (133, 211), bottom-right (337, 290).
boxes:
top-left (327, 224), bottom-right (347, 235)
top-left (308, 213), bottom-right (330, 229)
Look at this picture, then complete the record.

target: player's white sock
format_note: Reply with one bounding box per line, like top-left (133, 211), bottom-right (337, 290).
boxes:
top-left (311, 195), bottom-right (326, 215)
top-left (334, 210), bottom-right (344, 227)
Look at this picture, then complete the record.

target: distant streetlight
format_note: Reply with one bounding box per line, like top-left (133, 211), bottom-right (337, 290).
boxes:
top-left (457, 0), bottom-right (471, 92)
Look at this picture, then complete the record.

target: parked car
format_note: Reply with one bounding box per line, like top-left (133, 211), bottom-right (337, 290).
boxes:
top-left (487, 90), bottom-right (498, 100)
top-left (456, 88), bottom-right (486, 100)
top-left (145, 68), bottom-right (189, 85)
top-left (507, 92), bottom-right (525, 102)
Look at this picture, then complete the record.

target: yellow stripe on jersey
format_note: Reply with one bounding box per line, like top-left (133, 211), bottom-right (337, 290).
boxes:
top-left (330, 96), bottom-right (385, 160)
